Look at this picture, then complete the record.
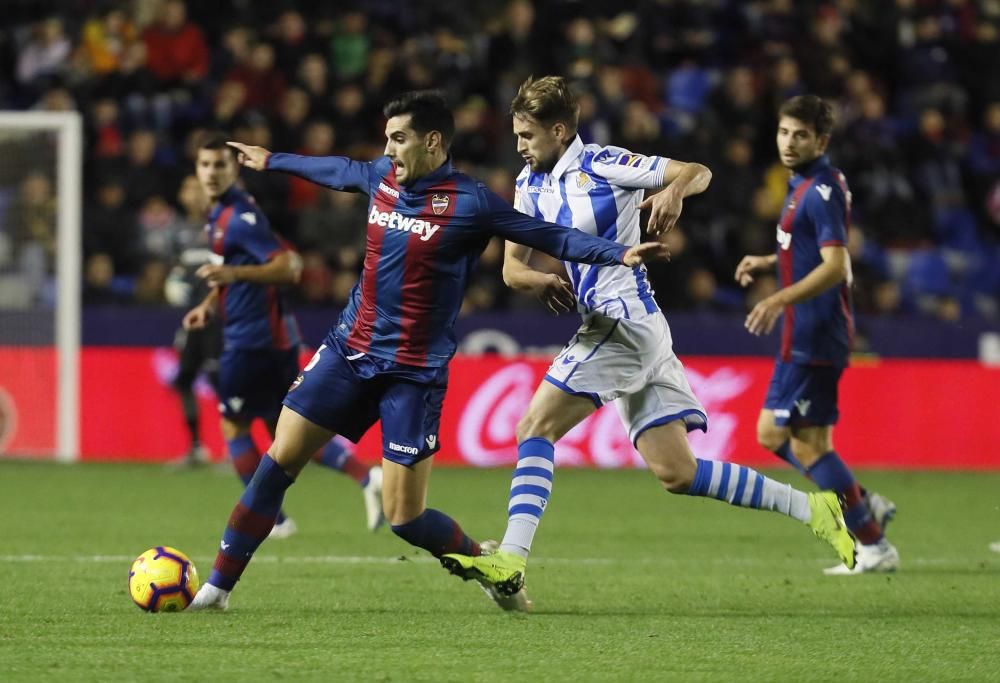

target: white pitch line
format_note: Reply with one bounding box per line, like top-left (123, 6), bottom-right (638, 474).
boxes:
top-left (0, 554), bottom-right (978, 567)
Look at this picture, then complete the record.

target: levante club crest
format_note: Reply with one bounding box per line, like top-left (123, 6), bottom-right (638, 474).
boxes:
top-left (431, 193), bottom-right (450, 215)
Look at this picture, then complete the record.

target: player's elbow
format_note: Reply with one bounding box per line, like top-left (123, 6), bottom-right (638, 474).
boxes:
top-left (694, 163), bottom-right (712, 188)
top-left (830, 257), bottom-right (850, 284)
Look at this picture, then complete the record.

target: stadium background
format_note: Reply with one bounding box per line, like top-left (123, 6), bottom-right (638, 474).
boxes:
top-left (0, 0), bottom-right (997, 466)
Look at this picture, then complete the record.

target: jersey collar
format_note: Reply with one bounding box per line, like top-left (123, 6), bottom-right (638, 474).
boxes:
top-left (210, 184), bottom-right (242, 219)
top-left (404, 157), bottom-right (454, 194)
top-left (551, 135), bottom-right (585, 180)
top-left (790, 154), bottom-right (830, 188)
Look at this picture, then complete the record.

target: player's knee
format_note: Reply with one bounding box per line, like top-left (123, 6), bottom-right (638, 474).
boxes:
top-left (648, 457), bottom-right (696, 494)
top-left (756, 424), bottom-right (785, 452)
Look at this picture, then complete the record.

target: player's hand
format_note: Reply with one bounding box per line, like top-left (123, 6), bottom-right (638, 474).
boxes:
top-left (623, 242), bottom-right (671, 266)
top-left (744, 294), bottom-right (785, 336)
top-left (532, 273), bottom-right (576, 314)
top-left (227, 141), bottom-right (271, 171)
top-left (734, 255), bottom-right (772, 287)
top-left (640, 187), bottom-right (683, 236)
top-left (195, 263), bottom-right (236, 287)
top-left (183, 305), bottom-right (211, 331)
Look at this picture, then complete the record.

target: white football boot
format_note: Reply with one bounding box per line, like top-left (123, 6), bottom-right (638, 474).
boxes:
top-left (476, 541), bottom-right (532, 612)
top-left (189, 583), bottom-right (230, 611)
top-left (363, 466), bottom-right (386, 531)
top-left (268, 517), bottom-right (298, 539)
top-left (989, 540), bottom-right (1000, 553)
top-left (824, 538), bottom-right (900, 575)
top-left (865, 491), bottom-right (897, 531)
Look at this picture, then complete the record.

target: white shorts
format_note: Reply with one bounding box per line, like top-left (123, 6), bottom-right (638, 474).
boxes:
top-left (545, 313), bottom-right (707, 445)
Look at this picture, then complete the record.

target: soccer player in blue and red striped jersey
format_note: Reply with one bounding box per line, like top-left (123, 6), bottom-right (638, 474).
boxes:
top-left (735, 95), bottom-right (899, 574)
top-left (189, 91), bottom-right (669, 610)
top-left (183, 133), bottom-right (385, 538)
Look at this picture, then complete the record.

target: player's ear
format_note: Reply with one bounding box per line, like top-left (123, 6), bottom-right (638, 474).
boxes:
top-left (426, 130), bottom-right (442, 153)
top-left (552, 121), bottom-right (566, 142)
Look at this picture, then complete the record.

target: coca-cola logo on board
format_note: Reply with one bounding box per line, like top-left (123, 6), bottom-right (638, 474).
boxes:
top-left (456, 363), bottom-right (754, 467)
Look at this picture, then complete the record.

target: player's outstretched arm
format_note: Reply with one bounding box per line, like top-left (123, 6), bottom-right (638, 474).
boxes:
top-left (483, 188), bottom-right (669, 268)
top-left (233, 142), bottom-right (373, 193)
top-left (640, 161), bottom-right (712, 236)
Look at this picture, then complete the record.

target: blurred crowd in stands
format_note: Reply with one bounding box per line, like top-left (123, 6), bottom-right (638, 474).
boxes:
top-left (0, 0), bottom-right (997, 322)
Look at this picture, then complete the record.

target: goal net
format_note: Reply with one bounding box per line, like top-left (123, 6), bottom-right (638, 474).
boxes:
top-left (0, 112), bottom-right (82, 461)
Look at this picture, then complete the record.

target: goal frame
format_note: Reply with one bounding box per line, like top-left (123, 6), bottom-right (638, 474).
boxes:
top-left (0, 111), bottom-right (83, 462)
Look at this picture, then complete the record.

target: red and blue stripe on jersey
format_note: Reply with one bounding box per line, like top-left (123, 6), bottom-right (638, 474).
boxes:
top-left (266, 153), bottom-right (629, 368)
top-left (776, 155), bottom-right (854, 367)
top-left (208, 186), bottom-right (299, 351)
top-left (338, 160), bottom-right (476, 366)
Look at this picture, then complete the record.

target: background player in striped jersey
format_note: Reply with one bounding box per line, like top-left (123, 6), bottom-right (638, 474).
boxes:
top-left (183, 133), bottom-right (385, 539)
top-left (440, 76), bottom-right (855, 610)
top-left (735, 95), bottom-right (899, 574)
top-left (189, 91), bottom-right (670, 611)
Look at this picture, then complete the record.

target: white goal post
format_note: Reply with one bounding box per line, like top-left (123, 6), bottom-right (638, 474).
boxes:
top-left (0, 112), bottom-right (82, 462)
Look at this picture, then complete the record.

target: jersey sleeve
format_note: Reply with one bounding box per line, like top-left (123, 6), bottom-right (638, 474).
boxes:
top-left (588, 145), bottom-right (669, 190)
top-left (227, 209), bottom-right (286, 263)
top-left (805, 180), bottom-right (848, 247)
top-left (479, 185), bottom-right (627, 266)
top-left (265, 153), bottom-right (377, 194)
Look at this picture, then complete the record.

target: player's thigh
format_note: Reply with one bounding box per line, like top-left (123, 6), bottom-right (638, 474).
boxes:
top-left (756, 408), bottom-right (789, 451)
top-left (517, 379), bottom-right (596, 443)
top-left (282, 342), bottom-right (380, 443)
top-left (216, 348), bottom-right (296, 422)
top-left (615, 349), bottom-right (707, 446)
top-left (268, 405), bottom-right (337, 477)
top-left (380, 456), bottom-right (433, 525)
top-left (635, 419), bottom-right (697, 491)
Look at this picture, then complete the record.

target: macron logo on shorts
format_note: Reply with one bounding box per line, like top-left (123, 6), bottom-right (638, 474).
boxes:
top-left (368, 207), bottom-right (441, 241)
top-left (389, 441), bottom-right (419, 455)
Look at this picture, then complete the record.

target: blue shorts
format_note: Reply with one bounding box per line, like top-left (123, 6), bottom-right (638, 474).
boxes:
top-left (282, 335), bottom-right (447, 467)
top-left (764, 360), bottom-right (843, 427)
top-left (217, 347), bottom-right (299, 421)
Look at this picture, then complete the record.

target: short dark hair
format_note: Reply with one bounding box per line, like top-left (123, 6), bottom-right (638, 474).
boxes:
top-left (196, 131), bottom-right (236, 159)
top-left (510, 75), bottom-right (580, 133)
top-left (778, 95), bottom-right (835, 137)
top-left (383, 90), bottom-right (454, 148)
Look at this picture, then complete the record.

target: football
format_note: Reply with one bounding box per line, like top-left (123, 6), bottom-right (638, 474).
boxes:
top-left (128, 546), bottom-right (199, 612)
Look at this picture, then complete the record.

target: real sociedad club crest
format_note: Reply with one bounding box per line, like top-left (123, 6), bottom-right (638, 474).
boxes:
top-left (431, 193), bottom-right (450, 215)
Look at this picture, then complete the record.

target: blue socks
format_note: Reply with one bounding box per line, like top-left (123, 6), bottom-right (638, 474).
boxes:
top-left (391, 509), bottom-right (480, 558)
top-left (209, 454), bottom-right (294, 590)
top-left (688, 458), bottom-right (810, 523)
top-left (500, 437), bottom-right (555, 558)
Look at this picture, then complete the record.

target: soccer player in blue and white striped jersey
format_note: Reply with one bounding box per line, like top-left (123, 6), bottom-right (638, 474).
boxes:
top-left (441, 77), bottom-right (857, 609)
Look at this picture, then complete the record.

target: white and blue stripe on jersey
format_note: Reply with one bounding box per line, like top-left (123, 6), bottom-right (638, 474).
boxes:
top-left (514, 136), bottom-right (667, 320)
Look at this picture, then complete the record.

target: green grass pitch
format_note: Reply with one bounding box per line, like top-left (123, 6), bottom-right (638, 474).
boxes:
top-left (1, 461), bottom-right (998, 682)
